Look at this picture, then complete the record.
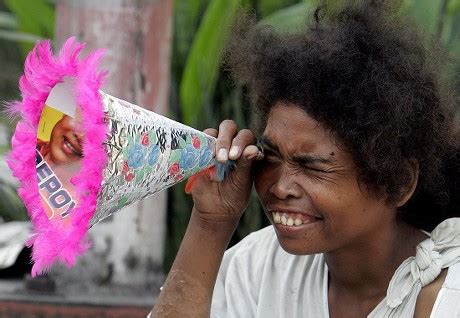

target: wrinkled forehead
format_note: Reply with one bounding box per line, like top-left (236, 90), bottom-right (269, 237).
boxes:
top-left (261, 102), bottom-right (343, 155)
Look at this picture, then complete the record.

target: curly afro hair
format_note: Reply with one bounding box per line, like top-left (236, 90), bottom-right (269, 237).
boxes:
top-left (225, 1), bottom-right (458, 231)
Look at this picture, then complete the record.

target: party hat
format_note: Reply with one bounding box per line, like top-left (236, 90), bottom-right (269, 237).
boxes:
top-left (7, 38), bottom-right (227, 275)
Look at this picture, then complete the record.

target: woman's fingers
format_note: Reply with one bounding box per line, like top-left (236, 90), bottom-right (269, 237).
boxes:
top-left (204, 121), bottom-right (260, 167)
top-left (203, 128), bottom-right (218, 138)
top-left (216, 120), bottom-right (238, 163)
top-left (229, 129), bottom-right (256, 160)
top-left (242, 144), bottom-right (260, 160)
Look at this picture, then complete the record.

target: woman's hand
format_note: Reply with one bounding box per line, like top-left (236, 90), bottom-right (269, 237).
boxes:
top-left (188, 120), bottom-right (260, 226)
top-left (151, 121), bottom-right (261, 317)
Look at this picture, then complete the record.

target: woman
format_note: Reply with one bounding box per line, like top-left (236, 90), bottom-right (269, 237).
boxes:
top-left (151, 2), bottom-right (459, 317)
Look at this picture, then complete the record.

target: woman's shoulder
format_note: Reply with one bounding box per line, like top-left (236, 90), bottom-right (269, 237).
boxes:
top-left (410, 218), bottom-right (460, 317)
top-left (416, 262), bottom-right (460, 317)
top-left (430, 217), bottom-right (460, 240)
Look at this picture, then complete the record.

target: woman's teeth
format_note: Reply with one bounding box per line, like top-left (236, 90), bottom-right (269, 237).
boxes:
top-left (64, 138), bottom-right (81, 156)
top-left (272, 212), bottom-right (307, 227)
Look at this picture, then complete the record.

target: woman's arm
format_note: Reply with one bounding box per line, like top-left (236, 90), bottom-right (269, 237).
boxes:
top-left (151, 210), bottom-right (238, 317)
top-left (151, 121), bottom-right (260, 317)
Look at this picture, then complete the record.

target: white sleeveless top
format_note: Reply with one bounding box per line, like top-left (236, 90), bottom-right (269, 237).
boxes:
top-left (210, 218), bottom-right (460, 317)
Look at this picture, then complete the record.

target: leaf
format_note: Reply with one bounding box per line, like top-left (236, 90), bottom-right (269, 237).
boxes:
top-left (257, 2), bottom-right (313, 34)
top-left (258, 0), bottom-right (299, 17)
top-left (135, 168), bottom-right (145, 184)
top-left (448, 0), bottom-right (460, 14)
top-left (0, 180), bottom-right (28, 222)
top-left (4, 0), bottom-right (54, 56)
top-left (179, 137), bottom-right (187, 148)
top-left (0, 30), bottom-right (43, 43)
top-left (405, 0), bottom-right (441, 35)
top-left (117, 195), bottom-right (129, 208)
top-left (173, 0), bottom-right (209, 64)
top-left (446, 10), bottom-right (460, 47)
top-left (168, 149), bottom-right (182, 163)
top-left (179, 0), bottom-right (242, 126)
top-left (124, 135), bottom-right (133, 158)
top-left (0, 11), bottom-right (18, 29)
top-left (198, 134), bottom-right (207, 148)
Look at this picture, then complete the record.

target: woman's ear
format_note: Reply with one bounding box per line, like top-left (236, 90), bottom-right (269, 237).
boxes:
top-left (395, 159), bottom-right (419, 207)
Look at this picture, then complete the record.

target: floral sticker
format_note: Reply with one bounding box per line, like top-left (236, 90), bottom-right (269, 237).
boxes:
top-left (147, 145), bottom-right (160, 166)
top-left (180, 144), bottom-right (200, 170)
top-left (169, 162), bottom-right (180, 176)
top-left (192, 135), bottom-right (200, 149)
top-left (127, 143), bottom-right (146, 169)
top-left (118, 125), bottom-right (214, 189)
top-left (141, 133), bottom-right (150, 146)
top-left (199, 148), bottom-right (213, 168)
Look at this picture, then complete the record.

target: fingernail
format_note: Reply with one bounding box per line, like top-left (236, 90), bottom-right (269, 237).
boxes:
top-left (217, 148), bottom-right (228, 161)
top-left (229, 146), bottom-right (239, 158)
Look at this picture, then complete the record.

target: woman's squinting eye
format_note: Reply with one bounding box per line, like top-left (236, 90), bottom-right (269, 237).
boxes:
top-left (304, 166), bottom-right (328, 173)
top-left (263, 153), bottom-right (280, 163)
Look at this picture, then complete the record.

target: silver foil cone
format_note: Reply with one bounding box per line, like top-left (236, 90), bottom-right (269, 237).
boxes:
top-left (34, 81), bottom-right (217, 228)
top-left (92, 92), bottom-right (216, 226)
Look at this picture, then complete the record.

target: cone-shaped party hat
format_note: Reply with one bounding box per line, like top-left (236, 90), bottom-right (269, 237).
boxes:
top-left (7, 38), bottom-right (228, 276)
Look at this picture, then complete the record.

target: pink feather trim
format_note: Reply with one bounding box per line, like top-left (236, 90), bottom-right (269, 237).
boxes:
top-left (6, 37), bottom-right (108, 276)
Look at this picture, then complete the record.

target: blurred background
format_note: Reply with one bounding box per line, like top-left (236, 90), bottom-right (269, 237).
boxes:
top-left (0, 0), bottom-right (458, 317)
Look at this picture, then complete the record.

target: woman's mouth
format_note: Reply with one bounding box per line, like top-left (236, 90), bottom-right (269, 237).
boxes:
top-left (271, 211), bottom-right (322, 228)
top-left (62, 137), bottom-right (82, 157)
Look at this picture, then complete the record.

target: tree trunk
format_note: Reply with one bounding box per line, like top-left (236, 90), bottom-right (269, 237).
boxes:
top-left (54, 0), bottom-right (172, 288)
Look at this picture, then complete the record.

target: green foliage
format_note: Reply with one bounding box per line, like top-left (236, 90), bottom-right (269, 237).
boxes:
top-left (0, 0), bottom-right (55, 223)
top-left (258, 0), bottom-right (299, 17)
top-left (3, 0), bottom-right (54, 56)
top-left (179, 0), bottom-right (242, 126)
top-left (0, 179), bottom-right (28, 222)
top-left (450, 0), bottom-right (460, 13)
top-left (173, 0), bottom-right (209, 66)
top-left (258, 2), bottom-right (313, 33)
top-left (0, 10), bottom-right (17, 28)
top-left (406, 0), bottom-right (440, 34)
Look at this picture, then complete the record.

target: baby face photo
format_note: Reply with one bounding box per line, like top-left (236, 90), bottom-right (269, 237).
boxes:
top-left (36, 82), bottom-right (83, 222)
top-left (38, 113), bottom-right (83, 165)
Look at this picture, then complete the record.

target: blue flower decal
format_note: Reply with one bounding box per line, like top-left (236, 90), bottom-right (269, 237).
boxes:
top-left (199, 148), bottom-right (213, 168)
top-left (147, 144), bottom-right (160, 166)
top-left (128, 144), bottom-right (145, 169)
top-left (180, 144), bottom-right (200, 170)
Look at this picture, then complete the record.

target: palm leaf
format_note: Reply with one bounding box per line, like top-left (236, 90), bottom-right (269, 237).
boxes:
top-left (179, 0), bottom-right (242, 126)
top-left (0, 179), bottom-right (28, 222)
top-left (0, 30), bottom-right (42, 43)
top-left (173, 0), bottom-right (209, 65)
top-left (0, 11), bottom-right (18, 29)
top-left (258, 2), bottom-right (313, 33)
top-left (4, 0), bottom-right (54, 56)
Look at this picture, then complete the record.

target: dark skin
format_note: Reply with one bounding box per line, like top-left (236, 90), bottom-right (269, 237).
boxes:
top-left (152, 102), bottom-right (442, 317)
top-left (254, 104), bottom-right (428, 316)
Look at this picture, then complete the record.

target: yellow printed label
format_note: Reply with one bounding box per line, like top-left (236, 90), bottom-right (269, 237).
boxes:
top-left (37, 105), bottom-right (65, 142)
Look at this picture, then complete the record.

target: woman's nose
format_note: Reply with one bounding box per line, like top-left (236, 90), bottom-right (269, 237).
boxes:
top-left (269, 166), bottom-right (302, 200)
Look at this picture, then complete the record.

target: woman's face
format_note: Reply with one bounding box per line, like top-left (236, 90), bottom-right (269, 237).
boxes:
top-left (254, 102), bottom-right (395, 255)
top-left (48, 115), bottom-right (83, 165)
